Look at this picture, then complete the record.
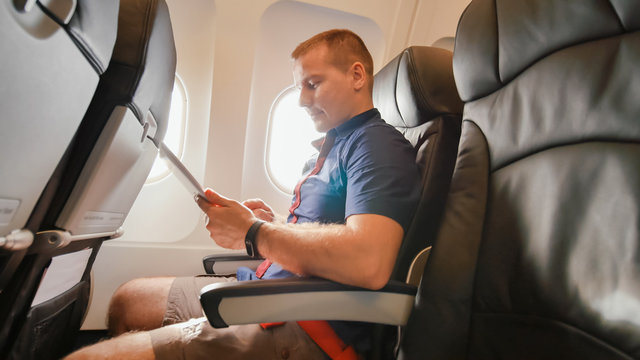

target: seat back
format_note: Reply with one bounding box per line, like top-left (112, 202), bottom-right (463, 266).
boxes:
top-left (44, 0), bottom-right (176, 237)
top-left (371, 46), bottom-right (463, 359)
top-left (400, 1), bottom-right (640, 359)
top-left (373, 46), bottom-right (463, 283)
top-left (0, 0), bottom-right (119, 288)
top-left (0, 0), bottom-right (119, 351)
top-left (3, 0), bottom-right (176, 358)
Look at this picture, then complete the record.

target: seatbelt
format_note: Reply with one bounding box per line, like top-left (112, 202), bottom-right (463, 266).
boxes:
top-left (255, 132), bottom-right (335, 279)
top-left (255, 258), bottom-right (272, 279)
top-left (256, 133), bottom-right (358, 360)
top-left (260, 321), bottom-right (358, 359)
top-left (298, 321), bottom-right (359, 360)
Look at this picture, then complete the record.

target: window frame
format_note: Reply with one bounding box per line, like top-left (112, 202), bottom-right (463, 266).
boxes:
top-left (146, 74), bottom-right (189, 184)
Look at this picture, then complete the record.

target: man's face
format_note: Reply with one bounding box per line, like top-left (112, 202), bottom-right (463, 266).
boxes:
top-left (293, 44), bottom-right (357, 133)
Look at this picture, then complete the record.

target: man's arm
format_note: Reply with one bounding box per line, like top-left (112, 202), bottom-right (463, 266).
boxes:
top-left (197, 189), bottom-right (403, 290)
top-left (259, 213), bottom-right (403, 290)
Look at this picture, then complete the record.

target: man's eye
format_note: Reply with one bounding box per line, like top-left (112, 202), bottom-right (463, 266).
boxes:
top-left (307, 82), bottom-right (317, 89)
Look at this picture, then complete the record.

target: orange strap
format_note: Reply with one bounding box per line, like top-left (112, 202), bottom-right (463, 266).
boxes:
top-left (255, 259), bottom-right (272, 278)
top-left (260, 321), bottom-right (285, 329)
top-left (259, 135), bottom-right (352, 358)
top-left (297, 320), bottom-right (359, 360)
top-left (260, 320), bottom-right (358, 359)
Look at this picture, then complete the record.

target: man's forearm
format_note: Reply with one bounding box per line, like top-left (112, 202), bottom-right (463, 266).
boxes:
top-left (254, 214), bottom-right (403, 290)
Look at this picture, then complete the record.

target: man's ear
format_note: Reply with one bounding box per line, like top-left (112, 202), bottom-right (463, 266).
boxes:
top-left (350, 62), bottom-right (367, 91)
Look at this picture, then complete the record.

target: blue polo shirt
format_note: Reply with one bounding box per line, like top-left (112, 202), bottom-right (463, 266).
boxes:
top-left (287, 108), bottom-right (420, 230)
top-left (238, 108), bottom-right (420, 279)
top-left (237, 108), bottom-right (421, 352)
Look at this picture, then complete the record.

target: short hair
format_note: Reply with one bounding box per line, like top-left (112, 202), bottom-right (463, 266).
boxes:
top-left (291, 29), bottom-right (374, 79)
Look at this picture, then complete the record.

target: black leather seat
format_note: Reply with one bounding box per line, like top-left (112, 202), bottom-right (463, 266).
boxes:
top-left (371, 45), bottom-right (463, 358)
top-left (399, 0), bottom-right (640, 359)
top-left (374, 46), bottom-right (462, 284)
top-left (1, 0), bottom-right (177, 358)
top-left (199, 45), bottom-right (463, 359)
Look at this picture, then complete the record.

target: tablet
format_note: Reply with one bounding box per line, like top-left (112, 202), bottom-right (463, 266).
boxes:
top-left (158, 142), bottom-right (207, 200)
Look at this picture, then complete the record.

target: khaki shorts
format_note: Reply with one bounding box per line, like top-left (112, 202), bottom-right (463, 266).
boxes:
top-left (149, 275), bottom-right (329, 360)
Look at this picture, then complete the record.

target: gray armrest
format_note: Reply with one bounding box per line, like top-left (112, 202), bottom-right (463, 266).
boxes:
top-left (202, 252), bottom-right (264, 274)
top-left (199, 278), bottom-right (416, 328)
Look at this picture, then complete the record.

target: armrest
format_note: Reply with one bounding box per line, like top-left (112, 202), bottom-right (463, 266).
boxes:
top-left (202, 252), bottom-right (264, 274)
top-left (199, 278), bottom-right (416, 328)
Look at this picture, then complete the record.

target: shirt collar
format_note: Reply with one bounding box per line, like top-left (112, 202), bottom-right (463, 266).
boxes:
top-left (311, 108), bottom-right (380, 150)
top-left (334, 108), bottom-right (380, 138)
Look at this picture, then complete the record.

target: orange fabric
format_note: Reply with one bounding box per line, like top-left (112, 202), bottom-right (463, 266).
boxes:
top-left (260, 321), bottom-right (285, 329)
top-left (255, 259), bottom-right (272, 279)
top-left (297, 320), bottom-right (359, 360)
top-left (260, 320), bottom-right (358, 359)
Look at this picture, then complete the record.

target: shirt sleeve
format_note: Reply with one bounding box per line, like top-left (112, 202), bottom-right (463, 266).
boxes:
top-left (343, 124), bottom-right (421, 232)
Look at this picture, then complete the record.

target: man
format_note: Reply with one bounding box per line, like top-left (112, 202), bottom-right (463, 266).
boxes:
top-left (66, 29), bottom-right (420, 359)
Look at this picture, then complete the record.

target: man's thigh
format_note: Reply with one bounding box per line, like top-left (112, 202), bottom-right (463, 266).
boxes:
top-left (163, 275), bottom-right (237, 325)
top-left (156, 275), bottom-right (327, 359)
top-left (151, 319), bottom-right (328, 360)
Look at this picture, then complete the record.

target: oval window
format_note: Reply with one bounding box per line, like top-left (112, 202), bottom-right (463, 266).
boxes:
top-left (266, 86), bottom-right (322, 193)
top-left (147, 75), bottom-right (188, 183)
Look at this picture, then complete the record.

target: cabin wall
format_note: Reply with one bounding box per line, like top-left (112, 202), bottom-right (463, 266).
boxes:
top-left (84, 0), bottom-right (470, 329)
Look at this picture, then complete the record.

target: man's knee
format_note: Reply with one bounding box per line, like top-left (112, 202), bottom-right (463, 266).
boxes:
top-left (108, 276), bottom-right (175, 336)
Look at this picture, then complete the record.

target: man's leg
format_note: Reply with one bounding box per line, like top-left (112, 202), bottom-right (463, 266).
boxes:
top-left (65, 331), bottom-right (155, 360)
top-left (108, 276), bottom-right (176, 336)
top-left (66, 320), bottom-right (328, 360)
top-left (67, 274), bottom-right (328, 360)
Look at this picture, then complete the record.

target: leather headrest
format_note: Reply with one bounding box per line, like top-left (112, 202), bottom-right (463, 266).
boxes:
top-left (66, 0), bottom-right (120, 74)
top-left (110, 0), bottom-right (177, 142)
top-left (453, 0), bottom-right (640, 102)
top-left (373, 46), bottom-right (463, 131)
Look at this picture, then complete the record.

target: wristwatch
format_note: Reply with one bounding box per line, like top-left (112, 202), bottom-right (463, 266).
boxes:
top-left (245, 220), bottom-right (265, 258)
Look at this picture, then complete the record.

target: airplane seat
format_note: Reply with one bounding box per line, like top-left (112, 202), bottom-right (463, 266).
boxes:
top-left (0, 0), bottom-right (119, 352)
top-left (370, 45), bottom-right (463, 359)
top-left (198, 45), bottom-right (463, 360)
top-left (0, 0), bottom-right (119, 292)
top-left (373, 45), bottom-right (463, 283)
top-left (3, 0), bottom-right (177, 358)
top-left (431, 36), bottom-right (455, 52)
top-left (398, 0), bottom-right (640, 359)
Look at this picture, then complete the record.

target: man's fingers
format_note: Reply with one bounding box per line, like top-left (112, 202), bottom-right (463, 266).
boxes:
top-left (243, 198), bottom-right (272, 212)
top-left (195, 195), bottom-right (211, 212)
top-left (243, 199), bottom-right (271, 212)
top-left (195, 189), bottom-right (231, 212)
top-left (252, 208), bottom-right (272, 222)
top-left (242, 198), bottom-right (263, 207)
top-left (204, 188), bottom-right (232, 206)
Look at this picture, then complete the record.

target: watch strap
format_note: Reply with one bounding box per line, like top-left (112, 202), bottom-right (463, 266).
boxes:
top-left (245, 219), bottom-right (265, 258)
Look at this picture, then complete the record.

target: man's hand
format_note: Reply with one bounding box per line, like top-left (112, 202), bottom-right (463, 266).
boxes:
top-left (196, 189), bottom-right (256, 250)
top-left (242, 199), bottom-right (275, 222)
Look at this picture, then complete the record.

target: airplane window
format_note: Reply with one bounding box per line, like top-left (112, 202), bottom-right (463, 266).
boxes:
top-left (266, 86), bottom-right (322, 193)
top-left (146, 75), bottom-right (187, 183)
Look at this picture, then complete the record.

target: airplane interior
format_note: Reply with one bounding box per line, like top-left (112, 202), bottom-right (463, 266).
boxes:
top-left (1, 0), bottom-right (639, 359)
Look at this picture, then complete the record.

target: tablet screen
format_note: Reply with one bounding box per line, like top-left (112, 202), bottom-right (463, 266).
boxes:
top-left (158, 142), bottom-right (207, 199)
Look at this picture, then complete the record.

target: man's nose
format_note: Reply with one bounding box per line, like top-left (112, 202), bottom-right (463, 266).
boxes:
top-left (298, 88), bottom-right (311, 108)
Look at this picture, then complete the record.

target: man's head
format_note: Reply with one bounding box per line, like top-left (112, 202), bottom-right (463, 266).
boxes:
top-left (292, 29), bottom-right (375, 133)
